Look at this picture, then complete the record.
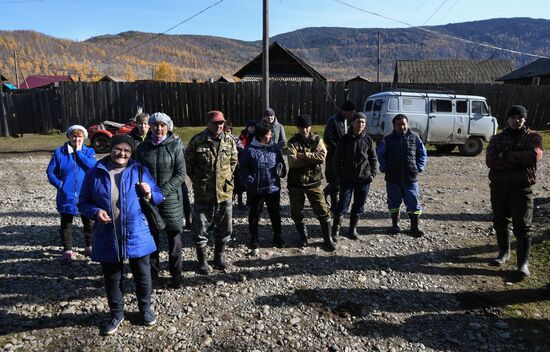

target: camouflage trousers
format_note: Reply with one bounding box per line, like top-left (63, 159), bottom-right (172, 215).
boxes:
top-left (288, 185), bottom-right (331, 224)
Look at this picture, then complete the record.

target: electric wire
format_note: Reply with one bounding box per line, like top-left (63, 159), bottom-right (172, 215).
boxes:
top-left (423, 0), bottom-right (449, 25)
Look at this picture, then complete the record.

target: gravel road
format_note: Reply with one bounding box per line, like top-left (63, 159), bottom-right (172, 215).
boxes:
top-left (0, 151), bottom-right (548, 351)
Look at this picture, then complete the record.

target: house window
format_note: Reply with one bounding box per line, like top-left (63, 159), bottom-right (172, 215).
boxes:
top-left (532, 77), bottom-right (540, 86)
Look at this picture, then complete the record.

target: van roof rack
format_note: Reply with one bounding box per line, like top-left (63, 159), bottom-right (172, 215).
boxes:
top-left (384, 86), bottom-right (457, 94)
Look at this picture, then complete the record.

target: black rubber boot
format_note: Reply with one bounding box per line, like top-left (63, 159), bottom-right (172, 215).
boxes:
top-left (491, 228), bottom-right (510, 266)
top-left (321, 219), bottom-right (336, 252)
top-left (213, 242), bottom-right (228, 270)
top-left (273, 233), bottom-right (285, 248)
top-left (329, 193), bottom-right (338, 214)
top-left (409, 214), bottom-right (425, 238)
top-left (195, 246), bottom-right (212, 275)
top-left (517, 236), bottom-right (531, 278)
top-left (295, 222), bottom-right (308, 248)
top-left (250, 230), bottom-right (259, 250)
top-left (390, 212), bottom-right (400, 234)
top-left (347, 214), bottom-right (359, 240)
top-left (331, 215), bottom-right (341, 242)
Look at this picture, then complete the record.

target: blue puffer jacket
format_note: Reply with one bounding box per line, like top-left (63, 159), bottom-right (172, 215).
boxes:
top-left (46, 143), bottom-right (97, 214)
top-left (78, 158), bottom-right (164, 263)
top-left (377, 130), bottom-right (427, 185)
top-left (239, 139), bottom-right (286, 194)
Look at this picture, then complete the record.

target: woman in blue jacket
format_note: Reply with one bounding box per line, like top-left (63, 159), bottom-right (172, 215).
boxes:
top-left (239, 122), bottom-right (286, 254)
top-left (79, 135), bottom-right (163, 335)
top-left (46, 125), bottom-right (96, 262)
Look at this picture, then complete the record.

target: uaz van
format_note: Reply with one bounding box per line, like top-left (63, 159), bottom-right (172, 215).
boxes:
top-left (363, 91), bottom-right (498, 156)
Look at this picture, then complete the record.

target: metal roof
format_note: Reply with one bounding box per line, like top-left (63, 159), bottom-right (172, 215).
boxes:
top-left (497, 58), bottom-right (550, 81)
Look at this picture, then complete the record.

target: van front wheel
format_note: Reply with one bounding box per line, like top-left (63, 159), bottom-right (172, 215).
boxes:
top-left (458, 137), bottom-right (483, 156)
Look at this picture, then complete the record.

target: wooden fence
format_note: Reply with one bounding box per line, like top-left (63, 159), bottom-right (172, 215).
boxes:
top-left (1, 81), bottom-right (550, 137)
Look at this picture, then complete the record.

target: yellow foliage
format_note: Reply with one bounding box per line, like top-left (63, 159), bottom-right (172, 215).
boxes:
top-left (124, 65), bottom-right (136, 82)
top-left (153, 61), bottom-right (176, 82)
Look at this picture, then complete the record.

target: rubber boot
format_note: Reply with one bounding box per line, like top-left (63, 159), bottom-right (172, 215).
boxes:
top-left (517, 236), bottom-right (531, 278)
top-left (347, 214), bottom-right (359, 240)
top-left (321, 219), bottom-right (336, 252)
top-left (273, 233), bottom-right (285, 248)
top-left (409, 214), bottom-right (425, 238)
top-left (490, 228), bottom-right (510, 266)
top-left (331, 215), bottom-right (341, 242)
top-left (213, 242), bottom-right (228, 270)
top-left (295, 222), bottom-right (308, 248)
top-left (329, 193), bottom-right (338, 214)
top-left (195, 246), bottom-right (212, 275)
top-left (250, 230), bottom-right (259, 250)
top-left (390, 212), bottom-right (400, 234)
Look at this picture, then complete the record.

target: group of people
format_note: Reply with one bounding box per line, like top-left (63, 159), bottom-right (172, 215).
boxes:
top-left (46, 102), bottom-right (543, 335)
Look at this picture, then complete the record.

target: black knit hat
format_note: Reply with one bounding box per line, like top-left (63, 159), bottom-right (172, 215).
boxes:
top-left (295, 114), bottom-right (312, 127)
top-left (341, 100), bottom-right (356, 111)
top-left (246, 119), bottom-right (257, 128)
top-left (506, 105), bottom-right (527, 119)
top-left (109, 134), bottom-right (136, 152)
top-left (351, 112), bottom-right (367, 122)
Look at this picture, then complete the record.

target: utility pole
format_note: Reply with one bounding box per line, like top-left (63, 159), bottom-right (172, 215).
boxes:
top-left (13, 50), bottom-right (19, 88)
top-left (377, 31), bottom-right (381, 83)
top-left (262, 0), bottom-right (270, 109)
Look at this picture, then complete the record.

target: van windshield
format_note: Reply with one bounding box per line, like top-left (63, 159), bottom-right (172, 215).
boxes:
top-left (472, 101), bottom-right (489, 115)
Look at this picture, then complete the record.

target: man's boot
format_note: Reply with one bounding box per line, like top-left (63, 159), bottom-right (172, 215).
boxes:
top-left (195, 246), bottom-right (212, 275)
top-left (273, 232), bottom-right (285, 248)
top-left (321, 219), bottom-right (336, 252)
top-left (390, 212), bottom-right (400, 234)
top-left (409, 214), bottom-right (425, 238)
top-left (490, 228), bottom-right (510, 266)
top-left (295, 222), bottom-right (308, 248)
top-left (213, 242), bottom-right (228, 270)
top-left (517, 236), bottom-right (531, 278)
top-left (329, 193), bottom-right (338, 214)
top-left (347, 213), bottom-right (359, 240)
top-left (331, 215), bottom-right (341, 242)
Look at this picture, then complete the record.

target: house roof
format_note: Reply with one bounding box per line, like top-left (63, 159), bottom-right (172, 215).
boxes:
top-left (216, 75), bottom-right (234, 83)
top-left (18, 75), bottom-right (73, 89)
top-left (346, 75), bottom-right (371, 83)
top-left (497, 58), bottom-right (550, 81)
top-left (98, 75), bottom-right (128, 82)
top-left (394, 59), bottom-right (515, 84)
top-left (234, 41), bottom-right (326, 81)
top-left (0, 73), bottom-right (8, 81)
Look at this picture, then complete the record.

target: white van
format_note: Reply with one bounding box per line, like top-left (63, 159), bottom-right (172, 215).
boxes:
top-left (363, 91), bottom-right (498, 156)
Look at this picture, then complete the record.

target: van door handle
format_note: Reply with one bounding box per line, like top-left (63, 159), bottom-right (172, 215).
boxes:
top-left (429, 115), bottom-right (436, 118)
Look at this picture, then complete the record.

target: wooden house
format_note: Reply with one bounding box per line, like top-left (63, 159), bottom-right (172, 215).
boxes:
top-left (497, 58), bottom-right (550, 85)
top-left (18, 75), bottom-right (74, 89)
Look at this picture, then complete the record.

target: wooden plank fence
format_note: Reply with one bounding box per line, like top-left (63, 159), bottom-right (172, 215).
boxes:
top-left (1, 81), bottom-right (550, 137)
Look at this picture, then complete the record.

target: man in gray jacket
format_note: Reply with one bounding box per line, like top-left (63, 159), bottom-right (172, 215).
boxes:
top-left (262, 108), bottom-right (286, 149)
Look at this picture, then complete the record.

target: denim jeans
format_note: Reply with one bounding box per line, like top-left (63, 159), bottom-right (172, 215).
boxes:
top-left (101, 255), bottom-right (152, 319)
top-left (335, 179), bottom-right (371, 216)
top-left (192, 200), bottom-right (233, 247)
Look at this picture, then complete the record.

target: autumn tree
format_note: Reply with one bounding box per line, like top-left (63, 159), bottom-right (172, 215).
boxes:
top-left (153, 61), bottom-right (176, 82)
top-left (124, 65), bottom-right (137, 82)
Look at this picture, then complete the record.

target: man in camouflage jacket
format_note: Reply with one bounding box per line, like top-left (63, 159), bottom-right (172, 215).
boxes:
top-left (287, 114), bottom-right (335, 252)
top-left (486, 105), bottom-right (543, 279)
top-left (185, 111), bottom-right (238, 274)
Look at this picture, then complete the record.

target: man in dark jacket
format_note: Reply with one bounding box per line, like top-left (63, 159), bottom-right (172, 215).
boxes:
top-left (185, 111), bottom-right (238, 275)
top-left (287, 114), bottom-right (334, 251)
top-left (377, 114), bottom-right (428, 237)
top-left (486, 105), bottom-right (543, 279)
top-left (332, 112), bottom-right (378, 241)
top-left (323, 100), bottom-right (356, 213)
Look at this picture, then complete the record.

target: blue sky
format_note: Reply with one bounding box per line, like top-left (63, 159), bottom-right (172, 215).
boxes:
top-left (2, 0), bottom-right (550, 41)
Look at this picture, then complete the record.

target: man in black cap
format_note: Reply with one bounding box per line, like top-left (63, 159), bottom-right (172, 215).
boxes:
top-left (486, 105), bottom-right (543, 280)
top-left (323, 100), bottom-right (356, 213)
top-left (287, 114), bottom-right (335, 252)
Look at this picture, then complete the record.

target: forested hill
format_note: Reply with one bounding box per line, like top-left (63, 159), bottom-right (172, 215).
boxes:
top-left (1, 17), bottom-right (549, 82)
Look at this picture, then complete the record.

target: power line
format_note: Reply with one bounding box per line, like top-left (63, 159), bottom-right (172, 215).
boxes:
top-left (330, 0), bottom-right (549, 59)
top-left (79, 0), bottom-right (224, 75)
top-left (423, 0), bottom-right (449, 25)
top-left (438, 0), bottom-right (459, 24)
top-left (406, 0), bottom-right (428, 24)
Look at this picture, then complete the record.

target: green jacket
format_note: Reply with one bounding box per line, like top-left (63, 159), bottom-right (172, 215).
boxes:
top-left (135, 132), bottom-right (186, 232)
top-left (185, 129), bottom-right (238, 204)
top-left (287, 132), bottom-right (327, 188)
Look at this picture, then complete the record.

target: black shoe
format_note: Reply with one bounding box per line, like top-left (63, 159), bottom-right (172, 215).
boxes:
top-left (273, 234), bottom-right (285, 248)
top-left (170, 276), bottom-right (182, 289)
top-left (347, 214), bottom-right (359, 240)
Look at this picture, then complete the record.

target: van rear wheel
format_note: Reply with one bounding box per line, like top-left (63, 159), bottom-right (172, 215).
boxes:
top-left (458, 137), bottom-right (483, 156)
top-left (435, 144), bottom-right (456, 153)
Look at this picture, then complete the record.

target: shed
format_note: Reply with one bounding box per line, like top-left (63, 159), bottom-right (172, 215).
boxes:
top-left (0, 73), bottom-right (8, 82)
top-left (18, 75), bottom-right (74, 89)
top-left (496, 58), bottom-right (550, 85)
top-left (394, 59), bottom-right (515, 84)
top-left (234, 41), bottom-right (326, 82)
top-left (345, 75), bottom-right (371, 83)
top-left (98, 75), bottom-right (128, 82)
top-left (216, 75), bottom-right (235, 83)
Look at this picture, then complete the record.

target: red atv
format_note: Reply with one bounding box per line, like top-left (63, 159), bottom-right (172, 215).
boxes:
top-left (87, 120), bottom-right (136, 153)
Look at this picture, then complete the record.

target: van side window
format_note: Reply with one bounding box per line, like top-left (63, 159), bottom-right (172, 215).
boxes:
top-left (388, 97), bottom-right (398, 111)
top-left (365, 100), bottom-right (373, 112)
top-left (373, 99), bottom-right (383, 112)
top-left (402, 97), bottom-right (425, 112)
top-left (456, 100), bottom-right (468, 114)
top-left (431, 99), bottom-right (452, 113)
top-left (472, 101), bottom-right (488, 115)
